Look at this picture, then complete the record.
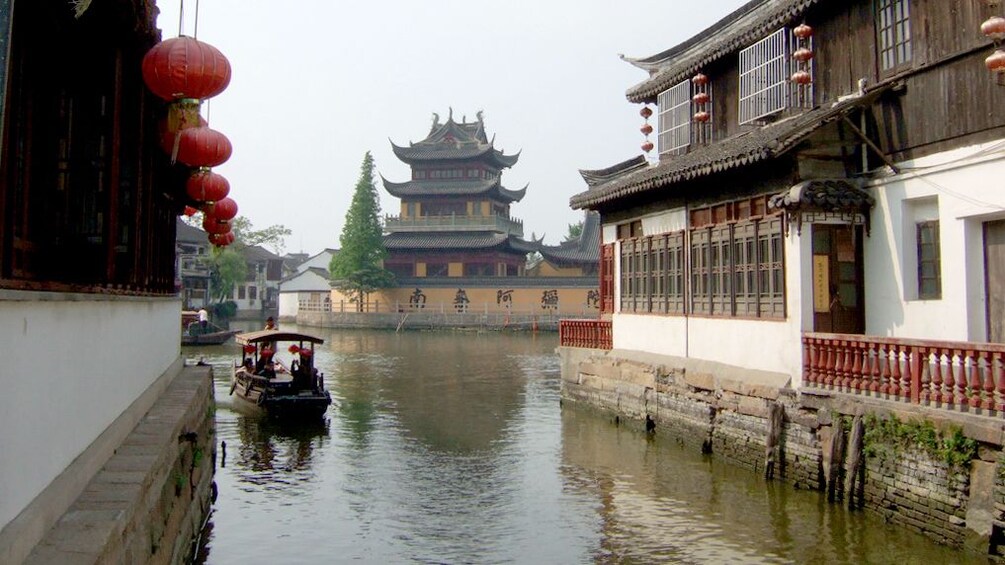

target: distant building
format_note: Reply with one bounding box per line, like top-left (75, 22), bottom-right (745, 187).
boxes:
top-left (176, 218), bottom-right (213, 309)
top-left (277, 249), bottom-right (336, 321)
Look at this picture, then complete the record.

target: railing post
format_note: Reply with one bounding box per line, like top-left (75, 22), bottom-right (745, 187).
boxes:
top-left (909, 346), bottom-right (920, 404)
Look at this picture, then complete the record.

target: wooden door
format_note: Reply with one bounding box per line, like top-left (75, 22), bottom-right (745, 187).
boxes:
top-left (985, 220), bottom-right (1005, 343)
top-left (811, 224), bottom-right (864, 334)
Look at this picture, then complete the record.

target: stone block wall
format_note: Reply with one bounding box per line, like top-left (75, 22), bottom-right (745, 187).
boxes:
top-left (559, 347), bottom-right (1005, 555)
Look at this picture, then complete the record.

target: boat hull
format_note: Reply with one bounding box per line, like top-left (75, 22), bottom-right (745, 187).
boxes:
top-left (230, 373), bottom-right (331, 419)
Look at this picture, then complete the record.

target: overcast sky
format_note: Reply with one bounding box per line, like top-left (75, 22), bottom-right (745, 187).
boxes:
top-left (156, 0), bottom-right (749, 255)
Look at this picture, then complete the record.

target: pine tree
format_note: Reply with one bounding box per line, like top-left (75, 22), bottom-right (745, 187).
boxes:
top-left (330, 152), bottom-right (394, 310)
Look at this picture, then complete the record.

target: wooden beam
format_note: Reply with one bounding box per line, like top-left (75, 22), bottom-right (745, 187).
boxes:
top-left (842, 116), bottom-right (900, 174)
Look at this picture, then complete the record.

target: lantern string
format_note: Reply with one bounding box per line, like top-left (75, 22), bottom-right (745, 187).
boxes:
top-left (194, 0), bottom-right (200, 39)
top-left (178, 0), bottom-right (185, 36)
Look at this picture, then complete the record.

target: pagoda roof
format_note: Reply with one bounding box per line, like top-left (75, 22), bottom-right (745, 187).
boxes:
top-left (390, 110), bottom-right (520, 168)
top-left (381, 176), bottom-right (527, 203)
top-left (538, 211), bottom-right (600, 266)
top-left (384, 231), bottom-right (537, 253)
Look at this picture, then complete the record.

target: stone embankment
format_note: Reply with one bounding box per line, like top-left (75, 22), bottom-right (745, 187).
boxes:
top-left (559, 347), bottom-right (1005, 557)
top-left (21, 365), bottom-right (216, 564)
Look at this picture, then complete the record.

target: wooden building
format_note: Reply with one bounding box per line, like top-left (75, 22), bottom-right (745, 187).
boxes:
top-left (569, 0), bottom-right (1005, 379)
top-left (382, 110), bottom-right (537, 278)
top-left (0, 0), bottom-right (198, 560)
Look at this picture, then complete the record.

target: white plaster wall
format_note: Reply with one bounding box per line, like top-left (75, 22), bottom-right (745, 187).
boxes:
top-left (865, 140), bottom-right (1005, 342)
top-left (0, 294), bottom-right (180, 530)
top-left (296, 252), bottom-right (333, 274)
top-left (278, 292), bottom-right (299, 319)
top-left (612, 314), bottom-right (689, 357)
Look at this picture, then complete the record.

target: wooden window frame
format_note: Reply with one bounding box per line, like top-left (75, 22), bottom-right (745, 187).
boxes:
top-left (917, 220), bottom-right (941, 299)
top-left (877, 0), bottom-right (912, 73)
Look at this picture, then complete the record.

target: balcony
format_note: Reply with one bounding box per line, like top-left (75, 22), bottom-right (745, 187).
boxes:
top-left (803, 333), bottom-right (1005, 415)
top-left (384, 214), bottom-right (523, 237)
top-left (559, 319), bottom-right (612, 350)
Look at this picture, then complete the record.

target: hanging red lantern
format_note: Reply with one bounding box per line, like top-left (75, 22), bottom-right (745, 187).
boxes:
top-left (243, 344), bottom-right (257, 354)
top-left (141, 36), bottom-right (232, 102)
top-left (159, 114), bottom-right (207, 154)
top-left (182, 205), bottom-right (198, 217)
top-left (692, 73), bottom-right (709, 86)
top-left (641, 140), bottom-right (654, 152)
top-left (693, 111), bottom-right (710, 123)
top-left (640, 106), bottom-right (653, 119)
top-left (793, 47), bottom-right (814, 62)
top-left (640, 123), bottom-right (653, 135)
top-left (982, 16), bottom-right (1005, 40)
top-left (175, 127), bottom-right (233, 168)
top-left (210, 231), bottom-right (236, 247)
top-left (299, 349), bottom-right (313, 358)
top-left (790, 70), bottom-right (813, 85)
top-left (288, 344), bottom-right (301, 354)
top-left (212, 197), bottom-right (239, 221)
top-left (793, 23), bottom-right (813, 39)
top-left (186, 170), bottom-right (230, 203)
top-left (692, 91), bottom-right (710, 105)
top-left (203, 216), bottom-right (232, 234)
top-left (987, 50), bottom-right (1005, 73)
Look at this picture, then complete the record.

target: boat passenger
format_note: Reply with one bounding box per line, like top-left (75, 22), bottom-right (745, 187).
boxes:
top-left (261, 361), bottom-right (276, 379)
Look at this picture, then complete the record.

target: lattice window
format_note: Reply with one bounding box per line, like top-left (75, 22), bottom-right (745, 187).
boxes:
top-left (634, 238), bottom-right (648, 312)
top-left (657, 80), bottom-right (692, 157)
top-left (758, 217), bottom-right (786, 318)
top-left (651, 235), bottom-right (667, 313)
top-left (917, 220), bottom-right (941, 299)
top-left (739, 28), bottom-right (791, 124)
top-left (620, 240), bottom-right (634, 312)
top-left (877, 0), bottom-right (911, 72)
top-left (690, 228), bottom-right (711, 315)
top-left (710, 225), bottom-right (733, 316)
top-left (733, 222), bottom-right (758, 317)
top-left (667, 232), bottom-right (686, 314)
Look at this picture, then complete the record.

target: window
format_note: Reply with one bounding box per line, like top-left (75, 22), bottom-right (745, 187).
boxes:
top-left (917, 220), bottom-right (941, 299)
top-left (425, 263), bottom-right (448, 277)
top-left (739, 28), bottom-right (790, 124)
top-left (464, 263), bottom-right (495, 276)
top-left (387, 263), bottom-right (414, 277)
top-left (877, 0), bottom-right (911, 72)
top-left (658, 80), bottom-right (692, 156)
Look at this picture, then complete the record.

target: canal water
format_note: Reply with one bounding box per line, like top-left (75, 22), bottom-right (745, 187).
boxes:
top-left (187, 325), bottom-right (984, 564)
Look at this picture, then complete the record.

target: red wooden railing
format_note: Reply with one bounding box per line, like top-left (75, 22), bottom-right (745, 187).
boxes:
top-left (803, 333), bottom-right (1005, 412)
top-left (560, 319), bottom-right (613, 350)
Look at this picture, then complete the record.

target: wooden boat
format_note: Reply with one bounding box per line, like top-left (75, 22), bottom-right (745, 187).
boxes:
top-left (182, 329), bottom-right (238, 346)
top-left (230, 329), bottom-right (332, 419)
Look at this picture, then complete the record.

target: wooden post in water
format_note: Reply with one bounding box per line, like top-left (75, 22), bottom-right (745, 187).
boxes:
top-left (763, 402), bottom-right (784, 480)
top-left (844, 415), bottom-right (864, 509)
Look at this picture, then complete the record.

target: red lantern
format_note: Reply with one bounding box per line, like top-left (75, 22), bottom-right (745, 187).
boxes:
top-left (244, 344), bottom-right (256, 354)
top-left (209, 232), bottom-right (236, 247)
top-left (640, 106), bottom-right (653, 119)
top-left (793, 47), bottom-right (814, 62)
top-left (175, 127), bottom-right (233, 168)
top-left (790, 70), bottom-right (812, 85)
top-left (288, 344), bottom-right (301, 354)
top-left (299, 349), bottom-right (313, 357)
top-left (987, 50), bottom-right (1005, 73)
top-left (982, 16), bottom-right (1005, 40)
top-left (793, 23), bottom-right (813, 39)
top-left (186, 170), bottom-right (230, 203)
top-left (203, 216), bottom-right (232, 234)
top-left (640, 123), bottom-right (653, 135)
top-left (141, 36), bottom-right (232, 102)
top-left (212, 197), bottom-right (239, 221)
top-left (692, 92), bottom-right (710, 105)
top-left (641, 140), bottom-right (654, 152)
top-left (693, 111), bottom-right (710, 123)
top-left (692, 73), bottom-right (709, 86)
top-left (261, 348), bottom-right (274, 358)
top-left (182, 205), bottom-right (198, 217)
top-left (159, 114), bottom-right (207, 154)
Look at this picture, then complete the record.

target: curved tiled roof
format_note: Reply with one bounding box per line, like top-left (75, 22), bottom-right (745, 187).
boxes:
top-left (622, 0), bottom-right (822, 103)
top-left (538, 211), bottom-right (600, 266)
top-left (768, 179), bottom-right (874, 212)
top-left (571, 88), bottom-right (889, 209)
top-left (384, 231), bottom-right (536, 252)
top-left (381, 176), bottom-right (527, 203)
top-left (579, 156), bottom-right (648, 188)
top-left (390, 113), bottom-right (520, 168)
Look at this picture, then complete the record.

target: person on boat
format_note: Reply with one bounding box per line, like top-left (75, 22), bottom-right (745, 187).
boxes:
top-left (261, 360), bottom-right (276, 379)
top-left (264, 316), bottom-right (277, 331)
top-left (198, 307), bottom-right (209, 332)
top-left (255, 348), bottom-right (274, 375)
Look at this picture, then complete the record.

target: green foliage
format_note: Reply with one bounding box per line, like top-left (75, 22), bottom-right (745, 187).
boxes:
top-left (230, 216), bottom-right (292, 255)
top-left (862, 413), bottom-right (977, 469)
top-left (330, 152), bottom-right (395, 309)
top-left (209, 248), bottom-right (247, 304)
top-left (210, 301), bottom-right (237, 320)
top-left (563, 220), bottom-right (584, 242)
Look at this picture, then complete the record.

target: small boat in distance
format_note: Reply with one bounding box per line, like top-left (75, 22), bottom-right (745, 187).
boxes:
top-left (230, 329), bottom-right (332, 419)
top-left (181, 310), bottom-right (237, 345)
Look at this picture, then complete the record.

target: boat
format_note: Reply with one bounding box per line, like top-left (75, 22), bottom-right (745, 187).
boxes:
top-left (230, 329), bottom-right (332, 419)
top-left (181, 310), bottom-right (238, 345)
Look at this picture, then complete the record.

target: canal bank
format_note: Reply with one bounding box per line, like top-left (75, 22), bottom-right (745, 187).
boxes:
top-left (6, 364), bottom-right (216, 565)
top-left (559, 346), bottom-right (1005, 557)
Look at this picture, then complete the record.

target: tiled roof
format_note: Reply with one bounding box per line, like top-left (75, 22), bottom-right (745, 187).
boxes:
top-left (381, 176), bottom-right (527, 203)
top-left (570, 88), bottom-right (889, 210)
top-left (539, 211), bottom-right (600, 265)
top-left (768, 179), bottom-right (874, 212)
top-left (579, 156), bottom-right (648, 188)
top-left (622, 0), bottom-right (822, 103)
top-left (384, 231), bottom-right (536, 252)
top-left (390, 112), bottom-right (520, 168)
top-left (176, 218), bottom-right (206, 243)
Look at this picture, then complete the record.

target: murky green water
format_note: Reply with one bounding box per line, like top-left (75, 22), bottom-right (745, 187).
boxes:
top-left (187, 325), bottom-right (985, 564)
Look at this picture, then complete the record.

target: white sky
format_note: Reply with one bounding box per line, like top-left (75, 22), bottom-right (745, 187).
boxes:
top-left (155, 0), bottom-right (749, 255)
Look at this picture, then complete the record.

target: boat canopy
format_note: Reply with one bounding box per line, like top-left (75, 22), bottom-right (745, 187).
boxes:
top-left (236, 330), bottom-right (325, 345)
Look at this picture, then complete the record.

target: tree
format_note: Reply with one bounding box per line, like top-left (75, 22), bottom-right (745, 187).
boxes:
top-left (564, 220), bottom-right (584, 242)
top-left (209, 246), bottom-right (247, 305)
top-left (230, 216), bottom-right (292, 255)
top-left (330, 152), bottom-right (394, 310)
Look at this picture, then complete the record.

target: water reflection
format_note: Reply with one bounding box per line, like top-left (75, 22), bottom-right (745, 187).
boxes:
top-left (188, 328), bottom-right (986, 564)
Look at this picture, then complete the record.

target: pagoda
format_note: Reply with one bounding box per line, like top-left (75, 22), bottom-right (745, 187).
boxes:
top-left (382, 110), bottom-right (536, 278)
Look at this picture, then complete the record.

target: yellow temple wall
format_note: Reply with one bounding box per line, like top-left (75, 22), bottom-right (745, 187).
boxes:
top-left (329, 285), bottom-right (600, 315)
